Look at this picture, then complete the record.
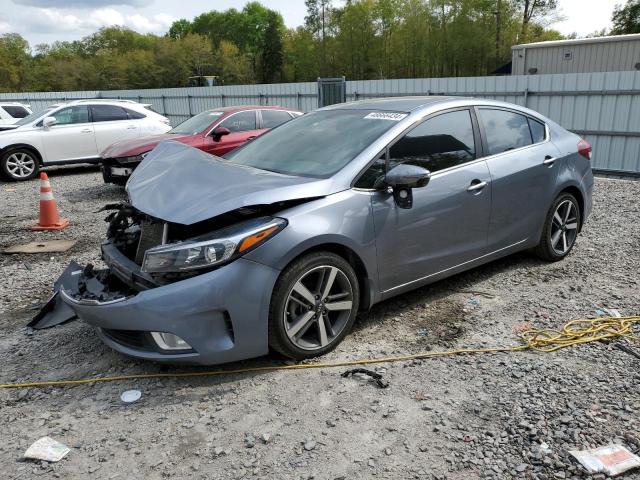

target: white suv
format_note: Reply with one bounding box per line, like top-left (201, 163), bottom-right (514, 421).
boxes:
top-left (0, 102), bottom-right (32, 130)
top-left (0, 99), bottom-right (171, 181)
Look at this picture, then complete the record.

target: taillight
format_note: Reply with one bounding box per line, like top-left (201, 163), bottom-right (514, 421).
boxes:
top-left (577, 139), bottom-right (591, 160)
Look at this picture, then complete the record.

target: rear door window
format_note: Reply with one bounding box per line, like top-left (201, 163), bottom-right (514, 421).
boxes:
top-left (261, 110), bottom-right (293, 129)
top-left (478, 109), bottom-right (533, 155)
top-left (219, 111), bottom-right (257, 132)
top-left (90, 105), bottom-right (129, 122)
top-left (2, 105), bottom-right (29, 118)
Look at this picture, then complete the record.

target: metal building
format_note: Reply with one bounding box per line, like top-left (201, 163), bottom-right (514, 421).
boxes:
top-left (512, 34), bottom-right (640, 75)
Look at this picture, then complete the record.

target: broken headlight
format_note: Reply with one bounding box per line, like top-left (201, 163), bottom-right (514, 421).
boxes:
top-left (141, 217), bottom-right (286, 273)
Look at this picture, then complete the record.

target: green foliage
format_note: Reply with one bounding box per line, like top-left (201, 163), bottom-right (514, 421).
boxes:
top-left (0, 0), bottom-right (566, 93)
top-left (611, 0), bottom-right (640, 34)
top-left (168, 19), bottom-right (192, 39)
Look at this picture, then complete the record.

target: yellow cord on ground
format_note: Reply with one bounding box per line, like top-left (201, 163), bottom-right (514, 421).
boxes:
top-left (1, 316), bottom-right (639, 390)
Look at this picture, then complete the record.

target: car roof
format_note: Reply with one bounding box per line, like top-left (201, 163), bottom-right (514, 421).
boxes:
top-left (319, 96), bottom-right (552, 122)
top-left (321, 96), bottom-right (457, 113)
top-left (47, 99), bottom-right (145, 108)
top-left (211, 105), bottom-right (300, 114)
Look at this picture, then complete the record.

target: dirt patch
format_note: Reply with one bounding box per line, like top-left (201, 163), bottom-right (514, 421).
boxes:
top-left (413, 297), bottom-right (466, 345)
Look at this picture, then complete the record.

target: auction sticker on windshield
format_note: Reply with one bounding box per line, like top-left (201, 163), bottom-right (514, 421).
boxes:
top-left (363, 112), bottom-right (408, 121)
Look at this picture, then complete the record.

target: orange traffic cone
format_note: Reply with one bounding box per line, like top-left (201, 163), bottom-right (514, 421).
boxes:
top-left (31, 173), bottom-right (70, 231)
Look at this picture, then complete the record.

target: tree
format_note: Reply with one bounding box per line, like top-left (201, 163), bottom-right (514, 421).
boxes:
top-left (517, 0), bottom-right (558, 42)
top-left (611, 0), bottom-right (640, 34)
top-left (261, 12), bottom-right (284, 83)
top-left (214, 40), bottom-right (252, 84)
top-left (168, 19), bottom-right (192, 39)
top-left (305, 0), bottom-right (333, 75)
top-left (282, 27), bottom-right (318, 81)
top-left (0, 34), bottom-right (30, 91)
top-left (0, 0), bottom-right (568, 93)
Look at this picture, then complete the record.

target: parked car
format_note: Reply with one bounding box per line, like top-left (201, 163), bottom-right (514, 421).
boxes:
top-left (100, 105), bottom-right (302, 184)
top-left (48, 97), bottom-right (593, 365)
top-left (0, 102), bottom-right (32, 131)
top-left (0, 99), bottom-right (171, 181)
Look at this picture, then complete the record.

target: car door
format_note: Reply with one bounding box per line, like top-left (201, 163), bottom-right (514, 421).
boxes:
top-left (207, 110), bottom-right (261, 156)
top-left (40, 106), bottom-right (98, 163)
top-left (361, 109), bottom-right (492, 293)
top-left (476, 107), bottom-right (562, 251)
top-left (90, 105), bottom-right (141, 153)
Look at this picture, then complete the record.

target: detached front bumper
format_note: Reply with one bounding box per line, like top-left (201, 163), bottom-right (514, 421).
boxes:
top-left (59, 249), bottom-right (280, 365)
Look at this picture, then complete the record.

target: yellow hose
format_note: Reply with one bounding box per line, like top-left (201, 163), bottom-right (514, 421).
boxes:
top-left (1, 315), bottom-right (638, 389)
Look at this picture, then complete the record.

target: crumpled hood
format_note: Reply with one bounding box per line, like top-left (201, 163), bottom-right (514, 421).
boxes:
top-left (126, 141), bottom-right (339, 225)
top-left (101, 133), bottom-right (189, 158)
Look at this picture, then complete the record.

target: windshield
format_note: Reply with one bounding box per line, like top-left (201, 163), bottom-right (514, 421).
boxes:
top-left (224, 110), bottom-right (402, 178)
top-left (15, 108), bottom-right (53, 126)
top-left (170, 111), bottom-right (224, 135)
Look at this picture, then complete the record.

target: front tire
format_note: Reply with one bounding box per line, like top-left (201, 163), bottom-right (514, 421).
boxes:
top-left (534, 193), bottom-right (581, 261)
top-left (268, 252), bottom-right (360, 360)
top-left (1, 149), bottom-right (40, 181)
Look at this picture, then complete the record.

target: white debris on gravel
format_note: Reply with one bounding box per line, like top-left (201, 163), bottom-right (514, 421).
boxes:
top-left (1, 170), bottom-right (640, 480)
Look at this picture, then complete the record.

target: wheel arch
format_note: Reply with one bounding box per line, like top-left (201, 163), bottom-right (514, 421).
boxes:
top-left (0, 143), bottom-right (43, 165)
top-left (276, 241), bottom-right (375, 312)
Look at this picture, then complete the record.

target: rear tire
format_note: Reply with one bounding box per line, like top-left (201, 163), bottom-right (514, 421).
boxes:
top-left (268, 252), bottom-right (360, 360)
top-left (534, 193), bottom-right (581, 261)
top-left (1, 148), bottom-right (40, 181)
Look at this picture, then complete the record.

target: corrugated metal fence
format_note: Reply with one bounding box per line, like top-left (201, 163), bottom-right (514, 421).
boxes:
top-left (1, 71), bottom-right (639, 175)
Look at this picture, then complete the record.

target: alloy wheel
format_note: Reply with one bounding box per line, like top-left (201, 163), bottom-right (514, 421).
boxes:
top-left (5, 152), bottom-right (36, 179)
top-left (550, 199), bottom-right (578, 255)
top-left (283, 265), bottom-right (354, 351)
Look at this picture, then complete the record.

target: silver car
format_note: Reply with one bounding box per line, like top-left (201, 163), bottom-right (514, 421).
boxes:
top-left (51, 97), bottom-right (593, 364)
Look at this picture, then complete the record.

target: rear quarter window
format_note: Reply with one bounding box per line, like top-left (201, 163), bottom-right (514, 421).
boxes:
top-left (125, 108), bottom-right (146, 120)
top-left (528, 118), bottom-right (546, 144)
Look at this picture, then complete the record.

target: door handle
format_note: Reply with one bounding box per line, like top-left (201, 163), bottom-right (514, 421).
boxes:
top-left (543, 155), bottom-right (556, 166)
top-left (467, 180), bottom-right (488, 192)
top-left (126, 125), bottom-right (137, 130)
top-left (80, 128), bottom-right (92, 133)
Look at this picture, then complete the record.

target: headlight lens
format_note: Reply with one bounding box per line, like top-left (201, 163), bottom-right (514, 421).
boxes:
top-left (142, 217), bottom-right (286, 273)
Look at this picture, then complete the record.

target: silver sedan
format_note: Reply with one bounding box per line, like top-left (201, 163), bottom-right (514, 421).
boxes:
top-left (52, 97), bottom-right (593, 364)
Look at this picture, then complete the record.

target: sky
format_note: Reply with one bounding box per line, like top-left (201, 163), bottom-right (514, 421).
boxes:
top-left (0, 0), bottom-right (623, 47)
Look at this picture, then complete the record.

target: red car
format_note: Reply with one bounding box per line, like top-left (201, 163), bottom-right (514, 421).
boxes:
top-left (100, 105), bottom-right (302, 184)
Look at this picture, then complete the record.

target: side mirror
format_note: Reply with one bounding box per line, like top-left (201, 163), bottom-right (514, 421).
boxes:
top-left (42, 116), bottom-right (57, 129)
top-left (385, 164), bottom-right (431, 209)
top-left (211, 126), bottom-right (231, 142)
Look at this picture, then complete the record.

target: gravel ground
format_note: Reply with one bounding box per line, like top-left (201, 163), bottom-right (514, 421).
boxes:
top-left (1, 168), bottom-right (639, 480)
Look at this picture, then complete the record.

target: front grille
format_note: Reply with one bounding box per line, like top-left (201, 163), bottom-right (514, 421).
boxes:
top-left (102, 329), bottom-right (154, 351)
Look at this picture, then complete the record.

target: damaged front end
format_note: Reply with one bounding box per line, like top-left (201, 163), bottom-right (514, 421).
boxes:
top-left (30, 142), bottom-right (333, 363)
top-left (30, 200), bottom-right (293, 330)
